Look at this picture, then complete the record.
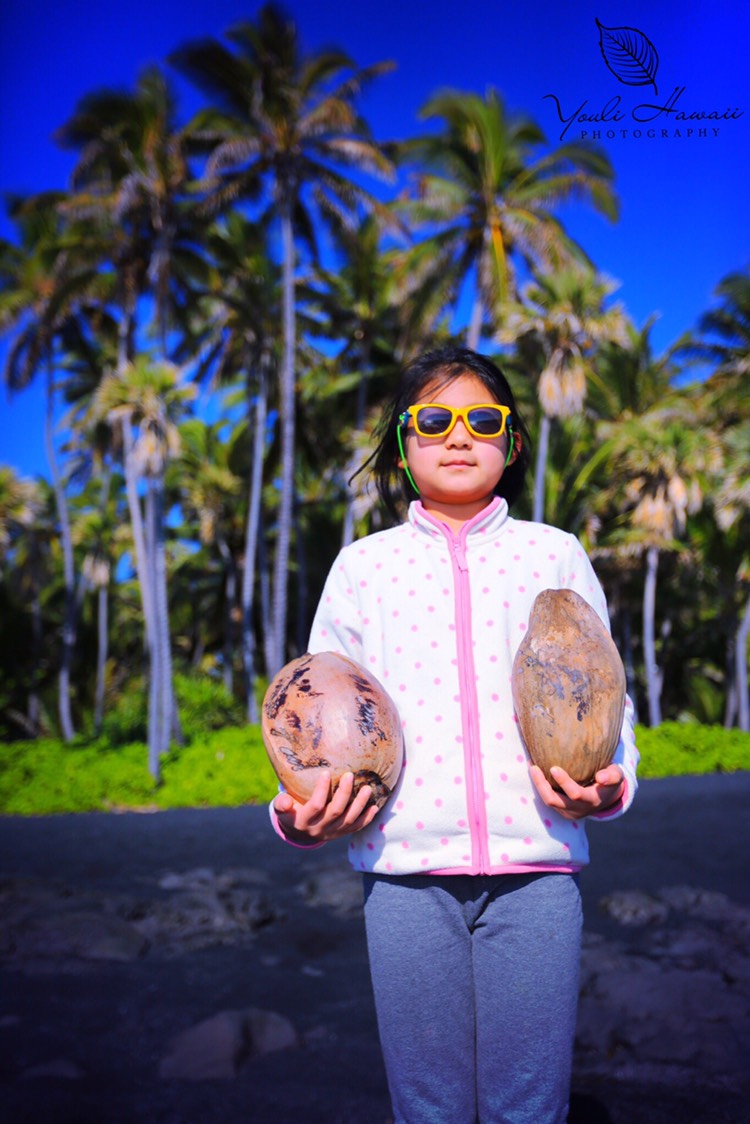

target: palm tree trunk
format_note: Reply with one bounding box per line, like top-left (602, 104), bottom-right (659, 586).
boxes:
top-left (271, 199), bottom-right (297, 677)
top-left (93, 466), bottom-right (111, 736)
top-left (643, 545), bottom-right (662, 727)
top-left (125, 419), bottom-right (162, 779)
top-left (735, 591), bottom-right (750, 731)
top-left (118, 289), bottom-right (137, 371)
top-left (126, 427), bottom-right (181, 777)
top-left (122, 419), bottom-right (156, 646)
top-left (342, 341), bottom-right (371, 548)
top-left (466, 290), bottom-right (484, 352)
top-left (533, 413), bottom-right (552, 523)
top-left (294, 500), bottom-right (308, 657)
top-left (466, 236), bottom-right (490, 352)
top-left (152, 474), bottom-right (174, 758)
top-left (341, 477), bottom-right (357, 549)
top-left (28, 583), bottom-right (43, 734)
top-left (260, 529), bottom-right (275, 680)
top-left (217, 536), bottom-right (236, 695)
top-left (145, 483), bottom-right (162, 779)
top-left (45, 364), bottom-right (76, 742)
top-left (723, 635), bottom-right (737, 729)
top-left (622, 608), bottom-right (639, 725)
top-left (242, 365), bottom-right (268, 723)
top-left (94, 584), bottom-right (108, 735)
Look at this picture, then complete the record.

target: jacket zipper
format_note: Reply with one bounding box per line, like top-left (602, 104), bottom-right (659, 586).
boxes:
top-left (448, 528), bottom-right (490, 874)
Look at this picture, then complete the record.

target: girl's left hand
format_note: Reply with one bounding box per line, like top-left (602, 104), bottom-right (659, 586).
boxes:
top-left (530, 763), bottom-right (625, 821)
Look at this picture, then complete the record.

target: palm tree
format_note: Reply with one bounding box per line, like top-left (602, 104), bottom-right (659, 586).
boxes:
top-left (53, 67), bottom-right (210, 750)
top-left (588, 317), bottom-right (677, 421)
top-left (397, 87), bottom-right (619, 349)
top-left (91, 357), bottom-right (196, 777)
top-left (675, 267), bottom-right (750, 727)
top-left (177, 418), bottom-right (242, 693)
top-left (497, 264), bottom-right (629, 522)
top-left (170, 2), bottom-right (395, 674)
top-left (305, 214), bottom-right (405, 543)
top-left (0, 468), bottom-right (55, 736)
top-left (0, 197), bottom-right (104, 740)
top-left (186, 213), bottom-right (282, 717)
top-left (674, 268), bottom-right (750, 390)
top-left (55, 64), bottom-right (209, 369)
top-left (0, 466), bottom-right (39, 563)
top-left (592, 401), bottom-right (720, 725)
top-left (712, 421), bottom-right (750, 729)
top-left (69, 473), bottom-right (125, 735)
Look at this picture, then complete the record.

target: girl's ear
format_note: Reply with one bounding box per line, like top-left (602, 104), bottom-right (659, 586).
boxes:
top-left (504, 430), bottom-right (522, 468)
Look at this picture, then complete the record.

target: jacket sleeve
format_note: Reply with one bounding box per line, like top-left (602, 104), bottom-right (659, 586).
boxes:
top-left (307, 547), bottom-right (365, 662)
top-left (267, 547), bottom-right (363, 847)
top-left (561, 534), bottom-right (640, 820)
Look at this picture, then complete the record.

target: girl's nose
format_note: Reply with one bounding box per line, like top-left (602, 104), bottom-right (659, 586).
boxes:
top-left (446, 419), bottom-right (472, 445)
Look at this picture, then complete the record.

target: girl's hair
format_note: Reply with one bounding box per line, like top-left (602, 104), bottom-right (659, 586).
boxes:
top-left (365, 345), bottom-right (532, 522)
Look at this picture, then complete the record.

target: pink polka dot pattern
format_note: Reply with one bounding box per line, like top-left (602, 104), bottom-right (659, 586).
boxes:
top-left (304, 497), bottom-right (632, 876)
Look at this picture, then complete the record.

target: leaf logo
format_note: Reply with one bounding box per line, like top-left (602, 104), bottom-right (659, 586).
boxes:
top-left (596, 18), bottom-right (659, 94)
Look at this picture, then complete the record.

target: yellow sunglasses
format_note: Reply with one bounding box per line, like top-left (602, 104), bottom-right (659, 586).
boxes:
top-left (399, 402), bottom-right (512, 439)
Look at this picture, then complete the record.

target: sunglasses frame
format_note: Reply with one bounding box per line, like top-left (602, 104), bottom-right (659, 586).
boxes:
top-left (400, 402), bottom-right (512, 440)
top-left (396, 402), bottom-right (516, 495)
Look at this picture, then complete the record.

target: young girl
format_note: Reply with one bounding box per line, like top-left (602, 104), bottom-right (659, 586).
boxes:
top-left (272, 346), bottom-right (639, 1123)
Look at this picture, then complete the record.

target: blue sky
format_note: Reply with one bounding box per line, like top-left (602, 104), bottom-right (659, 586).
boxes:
top-left (1, 0), bottom-right (748, 478)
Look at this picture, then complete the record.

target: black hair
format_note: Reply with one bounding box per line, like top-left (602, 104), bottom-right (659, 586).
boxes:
top-left (363, 345), bottom-right (532, 522)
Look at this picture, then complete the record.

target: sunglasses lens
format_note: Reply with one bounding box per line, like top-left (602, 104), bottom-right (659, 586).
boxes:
top-left (416, 407), bottom-right (453, 435)
top-left (468, 407), bottom-right (505, 436)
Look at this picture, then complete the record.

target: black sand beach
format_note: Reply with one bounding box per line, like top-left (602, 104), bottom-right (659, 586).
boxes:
top-left (1, 773), bottom-right (749, 1122)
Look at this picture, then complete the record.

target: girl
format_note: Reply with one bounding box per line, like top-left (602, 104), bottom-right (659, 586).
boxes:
top-left (272, 346), bottom-right (639, 1123)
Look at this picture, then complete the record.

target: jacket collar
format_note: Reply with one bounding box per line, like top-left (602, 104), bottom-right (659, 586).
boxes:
top-left (408, 495), bottom-right (510, 544)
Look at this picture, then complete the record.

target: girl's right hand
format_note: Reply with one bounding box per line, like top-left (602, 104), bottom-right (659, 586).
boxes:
top-left (273, 771), bottom-right (379, 845)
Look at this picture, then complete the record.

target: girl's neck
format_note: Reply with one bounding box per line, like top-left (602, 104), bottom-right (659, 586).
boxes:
top-left (419, 496), bottom-right (496, 534)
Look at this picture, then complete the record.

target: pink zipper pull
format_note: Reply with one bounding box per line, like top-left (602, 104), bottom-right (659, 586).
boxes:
top-left (452, 535), bottom-right (469, 573)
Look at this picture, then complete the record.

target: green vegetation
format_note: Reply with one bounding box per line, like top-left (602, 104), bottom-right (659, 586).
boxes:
top-left (1, 722), bottom-right (747, 817)
top-left (636, 722), bottom-right (750, 779)
top-left (0, 727), bottom-right (278, 816)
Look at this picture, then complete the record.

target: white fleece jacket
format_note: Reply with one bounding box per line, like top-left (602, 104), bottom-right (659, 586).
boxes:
top-left (297, 496), bottom-right (639, 876)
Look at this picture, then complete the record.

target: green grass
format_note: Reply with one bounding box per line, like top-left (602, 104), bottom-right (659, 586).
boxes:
top-left (635, 721), bottom-right (750, 778)
top-left (0, 726), bottom-right (278, 815)
top-left (0, 720), bottom-right (748, 816)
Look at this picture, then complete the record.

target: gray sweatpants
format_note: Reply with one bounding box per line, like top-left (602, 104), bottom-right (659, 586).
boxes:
top-left (362, 871), bottom-right (582, 1124)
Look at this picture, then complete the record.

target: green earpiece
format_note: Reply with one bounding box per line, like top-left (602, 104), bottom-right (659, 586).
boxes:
top-left (504, 423), bottom-right (515, 467)
top-left (397, 412), bottom-right (420, 495)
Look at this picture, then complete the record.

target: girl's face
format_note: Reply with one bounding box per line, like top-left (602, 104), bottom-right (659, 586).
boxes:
top-left (399, 372), bottom-right (518, 529)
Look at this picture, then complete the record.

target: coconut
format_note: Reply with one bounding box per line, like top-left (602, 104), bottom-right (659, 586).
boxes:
top-left (262, 651), bottom-right (403, 809)
top-left (511, 588), bottom-right (626, 787)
